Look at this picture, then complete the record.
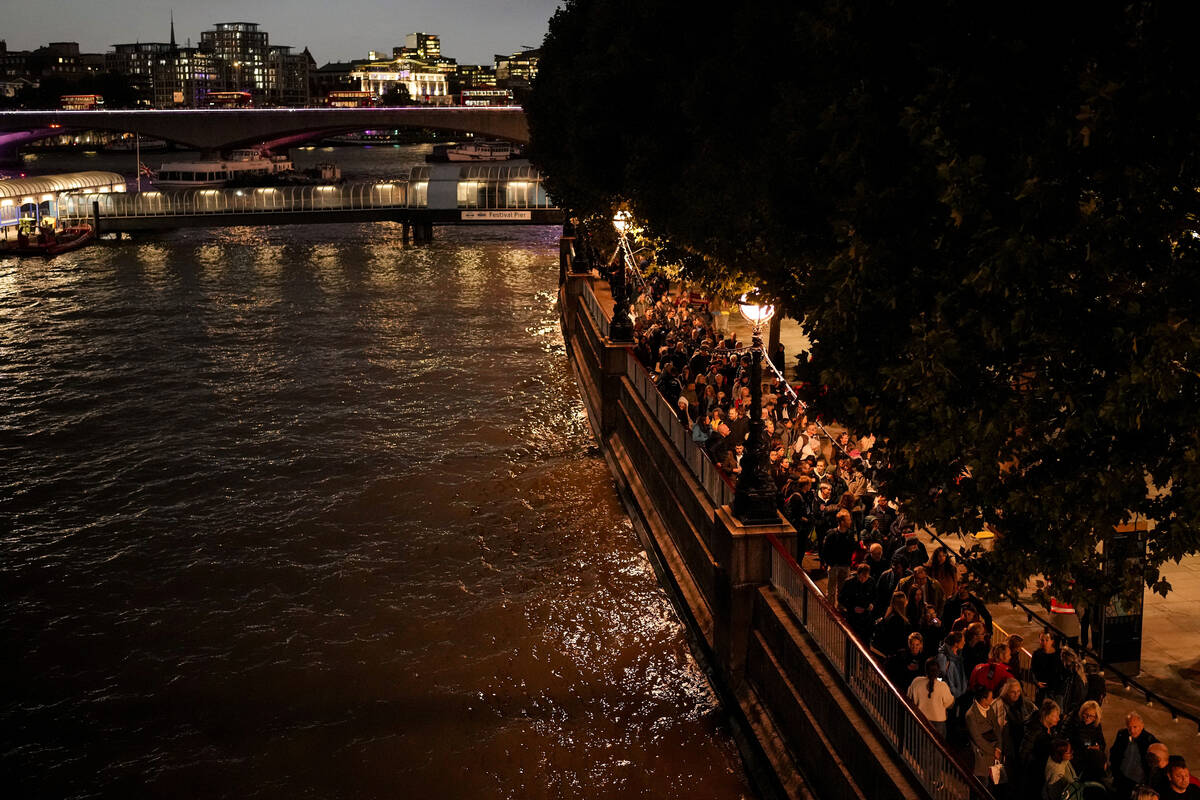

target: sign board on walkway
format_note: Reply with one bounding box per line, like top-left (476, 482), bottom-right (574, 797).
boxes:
top-left (461, 210), bottom-right (532, 221)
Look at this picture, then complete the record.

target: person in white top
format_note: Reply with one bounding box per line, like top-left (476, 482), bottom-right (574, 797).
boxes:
top-left (907, 658), bottom-right (956, 737)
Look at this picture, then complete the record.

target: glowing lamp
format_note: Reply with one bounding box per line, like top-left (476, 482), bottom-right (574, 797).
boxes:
top-left (737, 291), bottom-right (775, 329)
top-left (612, 209), bottom-right (631, 235)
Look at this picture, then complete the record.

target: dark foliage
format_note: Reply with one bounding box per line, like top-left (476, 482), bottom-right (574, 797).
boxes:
top-left (528, 0), bottom-right (1200, 604)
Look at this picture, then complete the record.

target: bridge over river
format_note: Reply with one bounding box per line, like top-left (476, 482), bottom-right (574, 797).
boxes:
top-left (55, 162), bottom-right (561, 239)
top-left (0, 107), bottom-right (529, 164)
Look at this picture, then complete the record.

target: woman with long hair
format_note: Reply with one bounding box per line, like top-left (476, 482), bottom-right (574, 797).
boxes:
top-left (927, 545), bottom-right (958, 599)
top-left (906, 657), bottom-right (955, 737)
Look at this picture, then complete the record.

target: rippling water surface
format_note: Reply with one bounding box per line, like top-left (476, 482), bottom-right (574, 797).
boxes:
top-left (0, 149), bottom-right (750, 799)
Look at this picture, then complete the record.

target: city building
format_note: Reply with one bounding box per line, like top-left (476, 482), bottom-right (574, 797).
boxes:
top-left (195, 21), bottom-right (309, 106)
top-left (494, 48), bottom-right (539, 89)
top-left (152, 47), bottom-right (220, 108)
top-left (106, 42), bottom-right (174, 106)
top-left (400, 33), bottom-right (440, 61)
top-left (350, 55), bottom-right (450, 105)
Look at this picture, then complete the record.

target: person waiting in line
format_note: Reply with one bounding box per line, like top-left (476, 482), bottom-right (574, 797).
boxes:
top-left (1160, 756), bottom-right (1200, 799)
top-left (1043, 738), bottom-right (1078, 800)
top-left (892, 532), bottom-right (928, 574)
top-left (936, 631), bottom-right (969, 718)
top-left (899, 564), bottom-right (945, 619)
top-left (927, 545), bottom-right (958, 600)
top-left (885, 631), bottom-right (927, 690)
top-left (1020, 699), bottom-right (1062, 799)
top-left (1111, 712), bottom-right (1159, 798)
top-left (1003, 633), bottom-right (1026, 681)
top-left (965, 686), bottom-right (1005, 784)
top-left (962, 621), bottom-right (991, 678)
top-left (873, 554), bottom-right (910, 621)
top-left (860, 540), bottom-right (888, 579)
top-left (1032, 630), bottom-right (1067, 706)
top-left (942, 583), bottom-right (994, 638)
top-left (948, 601), bottom-right (983, 635)
top-left (1067, 700), bottom-right (1108, 785)
top-left (838, 562), bottom-right (876, 642)
top-left (969, 643), bottom-right (1016, 696)
top-left (1059, 647), bottom-right (1089, 720)
top-left (1148, 743), bottom-right (1172, 794)
top-left (811, 481), bottom-right (839, 554)
top-left (866, 493), bottom-right (896, 534)
top-left (872, 591), bottom-right (913, 658)
top-left (821, 509), bottom-right (858, 607)
top-left (915, 602), bottom-right (944, 654)
top-left (998, 677), bottom-right (1038, 766)
top-left (907, 658), bottom-right (955, 737)
top-left (676, 396), bottom-right (693, 429)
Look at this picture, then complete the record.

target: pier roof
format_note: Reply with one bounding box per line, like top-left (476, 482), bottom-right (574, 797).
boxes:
top-left (0, 171), bottom-right (126, 200)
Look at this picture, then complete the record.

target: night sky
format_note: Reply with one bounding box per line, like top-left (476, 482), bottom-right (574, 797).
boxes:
top-left (2, 0), bottom-right (561, 66)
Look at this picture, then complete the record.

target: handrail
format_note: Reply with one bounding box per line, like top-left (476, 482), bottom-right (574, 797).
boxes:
top-left (927, 528), bottom-right (1200, 731)
top-left (765, 532), bottom-right (996, 800)
top-left (621, 342), bottom-right (735, 508)
top-left (580, 282), bottom-right (610, 339)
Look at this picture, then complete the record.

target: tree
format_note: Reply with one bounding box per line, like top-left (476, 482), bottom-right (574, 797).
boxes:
top-left (528, 0), bottom-right (1200, 605)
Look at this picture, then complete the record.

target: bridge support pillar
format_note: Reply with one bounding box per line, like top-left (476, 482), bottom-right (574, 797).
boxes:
top-left (412, 220), bottom-right (434, 244)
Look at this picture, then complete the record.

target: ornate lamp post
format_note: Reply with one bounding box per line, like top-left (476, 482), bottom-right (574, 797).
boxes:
top-left (609, 210), bottom-right (634, 342)
top-left (732, 290), bottom-right (779, 524)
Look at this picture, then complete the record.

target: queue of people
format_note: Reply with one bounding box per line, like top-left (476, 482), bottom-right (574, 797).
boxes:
top-left (623, 283), bottom-right (1199, 800)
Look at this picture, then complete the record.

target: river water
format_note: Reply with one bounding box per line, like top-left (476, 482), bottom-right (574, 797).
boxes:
top-left (0, 148), bottom-right (751, 798)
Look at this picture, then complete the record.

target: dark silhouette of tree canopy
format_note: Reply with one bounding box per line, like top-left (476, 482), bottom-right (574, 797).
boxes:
top-left (528, 0), bottom-right (1200, 605)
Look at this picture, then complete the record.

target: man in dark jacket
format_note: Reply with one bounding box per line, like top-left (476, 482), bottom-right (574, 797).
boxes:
top-left (656, 362), bottom-right (682, 408)
top-left (821, 509), bottom-right (858, 609)
top-left (1110, 712), bottom-right (1158, 797)
top-left (838, 562), bottom-right (876, 641)
top-left (942, 584), bottom-right (994, 638)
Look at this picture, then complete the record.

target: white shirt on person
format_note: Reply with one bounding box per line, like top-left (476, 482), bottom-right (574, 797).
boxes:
top-left (906, 676), bottom-right (955, 723)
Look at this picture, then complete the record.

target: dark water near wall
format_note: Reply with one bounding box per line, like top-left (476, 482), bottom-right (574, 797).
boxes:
top-left (0, 149), bottom-right (751, 799)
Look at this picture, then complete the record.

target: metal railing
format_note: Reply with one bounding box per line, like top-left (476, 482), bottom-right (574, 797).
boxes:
top-left (767, 533), bottom-right (995, 800)
top-left (580, 282), bottom-right (610, 339)
top-left (621, 347), bottom-right (734, 508)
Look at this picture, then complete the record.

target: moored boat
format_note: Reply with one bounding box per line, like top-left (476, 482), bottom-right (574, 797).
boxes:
top-left (1, 221), bottom-right (95, 257)
top-left (426, 140), bottom-right (524, 163)
top-left (152, 149), bottom-right (294, 189)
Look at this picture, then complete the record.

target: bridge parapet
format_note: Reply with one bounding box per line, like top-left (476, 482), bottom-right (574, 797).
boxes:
top-left (0, 107), bottom-right (530, 151)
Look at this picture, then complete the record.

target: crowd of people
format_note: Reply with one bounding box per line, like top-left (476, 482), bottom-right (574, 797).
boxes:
top-left (626, 283), bottom-right (1200, 800)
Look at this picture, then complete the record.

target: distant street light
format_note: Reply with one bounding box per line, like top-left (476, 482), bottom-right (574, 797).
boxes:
top-left (733, 290), bottom-right (779, 524)
top-left (609, 210), bottom-right (634, 342)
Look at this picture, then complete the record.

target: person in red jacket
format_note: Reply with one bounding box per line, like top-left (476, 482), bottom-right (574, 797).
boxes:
top-left (968, 643), bottom-right (1015, 695)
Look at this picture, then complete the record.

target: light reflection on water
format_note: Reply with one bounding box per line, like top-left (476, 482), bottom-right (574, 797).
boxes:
top-left (0, 152), bottom-right (751, 798)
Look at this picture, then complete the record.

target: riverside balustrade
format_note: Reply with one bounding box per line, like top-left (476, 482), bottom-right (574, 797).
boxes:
top-left (573, 280), bottom-right (992, 800)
